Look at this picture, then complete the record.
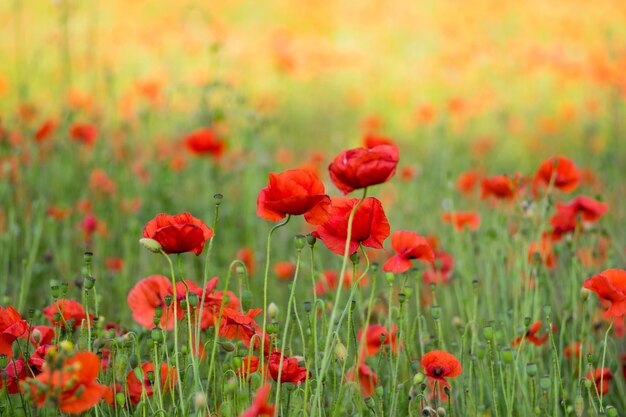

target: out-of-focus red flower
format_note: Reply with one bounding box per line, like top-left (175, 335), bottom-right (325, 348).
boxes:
top-left (456, 170), bottom-right (481, 195)
top-left (441, 211), bottom-right (481, 232)
top-left (35, 119), bottom-right (57, 142)
top-left (328, 145), bottom-right (399, 194)
top-left (528, 235), bottom-right (558, 269)
top-left (257, 169), bottom-right (331, 225)
top-left (576, 236), bottom-right (610, 268)
top-left (312, 197), bottom-right (390, 256)
top-left (583, 269), bottom-right (626, 319)
top-left (362, 133), bottom-right (395, 149)
top-left (239, 384), bottom-right (275, 417)
top-left (512, 321), bottom-right (555, 346)
top-left (358, 324), bottom-right (397, 357)
top-left (89, 169), bottom-right (117, 196)
top-left (564, 342), bottom-right (591, 360)
top-left (549, 196), bottom-right (608, 240)
top-left (481, 174), bottom-right (521, 200)
top-left (29, 345), bottom-right (53, 374)
top-left (24, 351), bottom-right (108, 414)
top-left (47, 206), bottom-right (72, 221)
top-left (126, 362), bottom-right (177, 405)
top-left (383, 231), bottom-right (434, 274)
top-left (586, 368), bottom-right (612, 395)
top-left (315, 270), bottom-right (369, 296)
top-left (237, 247), bottom-right (256, 277)
top-left (274, 261), bottom-right (296, 281)
top-left (346, 363), bottom-right (378, 397)
top-left (70, 123), bottom-right (98, 146)
top-left (184, 128), bottom-right (226, 159)
top-left (43, 299), bottom-right (90, 328)
top-left (533, 156), bottom-right (579, 194)
top-left (80, 213), bottom-right (98, 240)
top-left (423, 251), bottom-right (455, 284)
top-left (268, 352), bottom-right (308, 384)
top-left (105, 257), bottom-right (124, 272)
top-left (143, 212), bottom-right (213, 256)
top-left (421, 350), bottom-right (462, 387)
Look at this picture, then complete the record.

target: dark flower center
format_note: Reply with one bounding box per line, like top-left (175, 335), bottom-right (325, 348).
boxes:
top-left (433, 367), bottom-right (444, 377)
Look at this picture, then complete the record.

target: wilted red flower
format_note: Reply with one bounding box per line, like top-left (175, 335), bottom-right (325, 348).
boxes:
top-left (268, 352), bottom-right (308, 384)
top-left (533, 156), bottom-right (580, 194)
top-left (456, 170), bottom-right (481, 195)
top-left (143, 212), bottom-right (214, 256)
top-left (35, 119), bottom-right (57, 142)
top-left (346, 363), bottom-right (378, 397)
top-left (441, 211), bottom-right (481, 232)
top-left (43, 299), bottom-right (90, 328)
top-left (24, 351), bottom-right (108, 414)
top-left (549, 196), bottom-right (608, 240)
top-left (383, 231), bottom-right (434, 274)
top-left (126, 362), bottom-right (177, 405)
top-left (0, 359), bottom-right (27, 394)
top-left (239, 384), bottom-right (275, 417)
top-left (586, 368), bottom-right (612, 395)
top-left (481, 174), bottom-right (521, 200)
top-left (219, 308), bottom-right (263, 347)
top-left (583, 269), bottom-right (626, 319)
top-left (328, 145), bottom-right (399, 194)
top-left (184, 128), bottom-right (226, 159)
top-left (257, 169), bottom-right (331, 225)
top-left (363, 133), bottom-right (395, 149)
top-left (358, 324), bottom-right (397, 357)
top-left (70, 123), bottom-right (98, 146)
top-left (312, 197), bottom-right (390, 256)
top-left (512, 321), bottom-right (554, 346)
top-left (421, 350), bottom-right (462, 387)
top-left (274, 261), bottom-right (296, 281)
top-left (423, 251), bottom-right (455, 284)
top-left (0, 306), bottom-right (28, 356)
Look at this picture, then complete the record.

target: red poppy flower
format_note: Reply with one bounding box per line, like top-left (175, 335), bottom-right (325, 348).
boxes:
top-left (383, 231), bottom-right (434, 274)
top-left (583, 269), bottom-right (626, 319)
top-left (512, 321), bottom-right (554, 346)
top-left (533, 156), bottom-right (579, 194)
top-left (237, 355), bottom-right (260, 379)
top-left (257, 169), bottom-right (331, 225)
top-left (274, 261), bottom-right (296, 281)
top-left (35, 119), bottom-right (57, 142)
top-left (29, 345), bottom-right (53, 374)
top-left (0, 306), bottom-right (28, 356)
top-left (268, 352), bottom-right (308, 384)
top-left (43, 299), bottom-right (90, 328)
top-left (80, 214), bottom-right (98, 240)
top-left (30, 325), bottom-right (55, 347)
top-left (564, 342), bottom-right (591, 360)
top-left (346, 363), bottom-right (378, 397)
top-left (312, 197), bottom-right (390, 256)
top-left (89, 169), bottom-right (117, 196)
top-left (586, 368), bottom-right (612, 395)
top-left (441, 211), bottom-right (481, 232)
top-left (528, 235), bottom-right (558, 269)
top-left (549, 196), bottom-right (608, 240)
top-left (184, 128), bottom-right (226, 159)
top-left (143, 212), bottom-right (213, 256)
top-left (480, 174), bottom-right (521, 200)
top-left (126, 362), bottom-right (177, 405)
top-left (328, 145), bottom-right (399, 194)
top-left (358, 324), bottom-right (398, 357)
top-left (237, 247), bottom-right (256, 276)
top-left (69, 123), bottom-right (98, 146)
top-left (219, 308), bottom-right (263, 347)
top-left (0, 359), bottom-right (27, 394)
top-left (420, 350), bottom-right (462, 387)
top-left (105, 257), bottom-right (124, 272)
top-left (239, 384), bottom-right (275, 417)
top-left (423, 251), bottom-right (455, 284)
top-left (363, 133), bottom-right (395, 149)
top-left (24, 351), bottom-right (108, 414)
top-left (456, 170), bottom-right (481, 195)
top-left (315, 270), bottom-right (369, 296)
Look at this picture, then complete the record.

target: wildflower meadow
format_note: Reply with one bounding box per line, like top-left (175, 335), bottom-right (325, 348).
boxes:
top-left (0, 0), bottom-right (625, 416)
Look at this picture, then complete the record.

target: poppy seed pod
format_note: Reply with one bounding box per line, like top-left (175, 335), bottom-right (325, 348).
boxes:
top-left (526, 362), bottom-right (538, 378)
top-left (295, 234), bottom-right (306, 250)
top-left (214, 193), bottom-right (223, 206)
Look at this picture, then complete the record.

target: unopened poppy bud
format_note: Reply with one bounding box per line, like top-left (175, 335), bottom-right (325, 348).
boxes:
top-left (306, 234), bottom-right (316, 247)
top-left (295, 234), bottom-right (306, 250)
top-left (403, 287), bottom-right (413, 299)
top-left (31, 328), bottom-right (42, 344)
top-left (188, 293), bottom-right (199, 307)
top-left (129, 354), bottom-right (139, 369)
top-left (164, 295), bottom-right (173, 307)
top-left (526, 362), bottom-right (538, 378)
top-left (194, 392), bottom-right (207, 410)
top-left (431, 305), bottom-right (441, 320)
top-left (413, 372), bottom-right (425, 385)
top-left (452, 316), bottom-right (463, 329)
top-left (364, 396), bottom-right (375, 408)
top-left (220, 341), bottom-right (236, 352)
top-left (214, 193), bottom-right (223, 206)
top-left (437, 407), bottom-right (446, 417)
top-left (139, 238), bottom-right (162, 253)
top-left (375, 386), bottom-right (384, 397)
top-left (350, 252), bottom-right (360, 264)
top-left (606, 406), bottom-right (618, 417)
top-left (334, 341), bottom-right (347, 362)
top-left (268, 303), bottom-right (279, 319)
top-left (59, 340), bottom-right (73, 352)
top-left (583, 377), bottom-right (592, 389)
top-left (581, 288), bottom-right (591, 300)
top-left (303, 301), bottom-right (312, 313)
top-left (84, 276), bottom-right (96, 290)
top-left (51, 284), bottom-right (60, 299)
top-left (232, 357), bottom-right (242, 368)
top-left (385, 272), bottom-right (395, 284)
top-left (501, 348), bottom-right (514, 364)
top-left (241, 290), bottom-right (252, 311)
top-left (151, 328), bottom-right (164, 343)
top-left (116, 392), bottom-right (125, 406)
top-left (524, 316), bottom-right (531, 328)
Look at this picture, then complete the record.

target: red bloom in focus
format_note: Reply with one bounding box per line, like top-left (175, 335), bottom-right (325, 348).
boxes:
top-left (423, 251), bottom-right (455, 284)
top-left (268, 352), bottom-right (308, 384)
top-left (346, 363), bottom-right (378, 397)
top-left (143, 212), bottom-right (213, 256)
top-left (549, 196), bottom-right (608, 240)
top-left (383, 231), bottom-right (434, 274)
top-left (239, 384), bottom-right (275, 417)
top-left (274, 261), bottom-right (296, 281)
top-left (420, 350), bottom-right (462, 387)
top-left (0, 306), bottom-right (28, 356)
top-left (126, 362), bottom-right (177, 405)
top-left (257, 169), bottom-right (331, 225)
top-left (441, 211), bottom-right (481, 232)
top-left (328, 145), bottom-right (399, 194)
top-left (70, 123), bottom-right (98, 146)
top-left (586, 368), bottom-right (612, 395)
top-left (363, 133), bottom-right (395, 149)
top-left (512, 321), bottom-right (554, 346)
top-left (184, 128), bottom-right (226, 159)
top-left (236, 355), bottom-right (260, 379)
top-left (583, 269), bottom-right (626, 319)
top-left (35, 119), bottom-right (57, 142)
top-left (43, 299), bottom-right (90, 328)
top-left (358, 324), bottom-right (397, 357)
top-left (24, 351), bottom-right (108, 414)
top-left (312, 197), bottom-right (390, 256)
top-left (533, 156), bottom-right (579, 194)
top-left (481, 174), bottom-right (520, 200)
top-left (219, 308), bottom-right (263, 347)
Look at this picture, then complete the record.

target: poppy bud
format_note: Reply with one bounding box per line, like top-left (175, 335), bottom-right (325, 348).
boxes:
top-left (437, 407), bottom-right (446, 417)
top-left (452, 316), bottom-right (463, 329)
top-left (334, 341), bottom-right (347, 362)
top-left (188, 293), bottom-right (199, 307)
top-left (221, 341), bottom-right (236, 352)
top-left (524, 317), bottom-right (531, 328)
top-left (139, 238), bottom-right (163, 253)
top-left (116, 392), bottom-right (125, 406)
top-left (574, 395), bottom-right (583, 417)
top-left (413, 372), bottom-right (425, 385)
top-left (306, 234), bottom-right (317, 247)
top-left (214, 193), bottom-right (223, 206)
top-left (84, 276), bottom-right (96, 290)
top-left (268, 303), bottom-right (279, 319)
top-left (364, 396), bottom-right (375, 409)
top-left (581, 288), bottom-right (590, 300)
top-left (232, 357), bottom-right (242, 368)
top-left (194, 392), bottom-right (208, 410)
top-left (241, 290), bottom-right (252, 311)
top-left (385, 272), bottom-right (395, 284)
top-left (539, 375), bottom-right (550, 390)
top-left (375, 386), bottom-right (384, 397)
top-left (501, 348), bottom-right (513, 364)
top-left (606, 406), bottom-right (618, 417)
top-left (295, 235), bottom-right (306, 250)
top-left (31, 328), bottom-right (42, 344)
top-left (483, 326), bottom-right (494, 341)
top-left (526, 362), bottom-right (538, 378)
top-left (59, 340), bottom-right (73, 352)
top-left (303, 301), bottom-right (312, 313)
top-left (151, 328), bottom-right (164, 343)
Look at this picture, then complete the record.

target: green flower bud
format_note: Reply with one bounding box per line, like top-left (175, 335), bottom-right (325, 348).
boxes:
top-left (295, 235), bottom-right (306, 250)
top-left (139, 238), bottom-right (162, 253)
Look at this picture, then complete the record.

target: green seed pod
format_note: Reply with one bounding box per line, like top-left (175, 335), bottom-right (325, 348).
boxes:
top-left (483, 326), bottom-right (494, 340)
top-left (574, 395), bottom-right (583, 417)
top-left (188, 293), bottom-right (199, 307)
top-left (83, 276), bottom-right (96, 290)
top-left (306, 234), bottom-right (317, 247)
top-left (539, 375), bottom-right (550, 390)
top-left (232, 357), bottom-right (242, 368)
top-left (303, 301), bottom-right (312, 313)
top-left (164, 295), bottom-right (173, 307)
top-left (398, 293), bottom-right (407, 304)
top-left (364, 396), bottom-right (375, 409)
top-left (375, 386), bottom-right (384, 397)
top-left (583, 378), bottom-right (592, 389)
top-left (501, 348), bottom-right (514, 364)
top-left (180, 299), bottom-right (189, 310)
top-left (116, 392), bottom-right (126, 406)
top-left (526, 362), bottom-right (538, 378)
top-left (385, 272), bottom-right (395, 285)
top-left (431, 305), bottom-right (441, 320)
top-left (606, 406), bottom-right (618, 417)
top-left (51, 284), bottom-right (60, 299)
top-left (214, 193), bottom-right (223, 206)
top-left (151, 328), bottom-right (164, 343)
top-left (295, 234), bottom-right (306, 250)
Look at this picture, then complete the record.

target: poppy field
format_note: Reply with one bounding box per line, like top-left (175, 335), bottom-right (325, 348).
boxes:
top-left (1, 0), bottom-right (626, 416)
